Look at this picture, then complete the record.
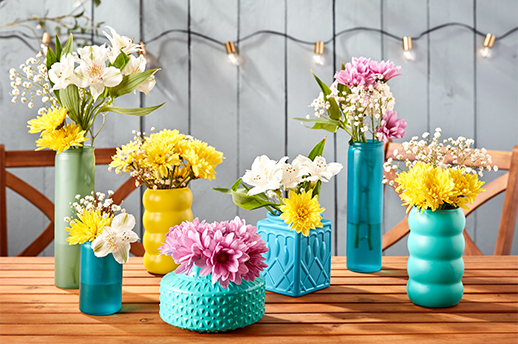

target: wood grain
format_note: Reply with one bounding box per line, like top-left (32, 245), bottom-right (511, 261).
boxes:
top-left (0, 256), bottom-right (516, 343)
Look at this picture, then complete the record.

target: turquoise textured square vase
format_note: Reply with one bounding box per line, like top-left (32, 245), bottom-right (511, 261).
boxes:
top-left (257, 212), bottom-right (332, 297)
top-left (159, 267), bottom-right (266, 333)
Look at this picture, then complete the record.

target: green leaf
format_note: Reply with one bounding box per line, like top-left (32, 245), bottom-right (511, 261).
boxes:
top-left (312, 180), bottom-right (322, 198)
top-left (93, 0), bottom-right (101, 7)
top-left (74, 10), bottom-right (85, 18)
top-left (97, 103), bottom-right (165, 116)
top-left (341, 61), bottom-right (346, 70)
top-left (293, 117), bottom-right (339, 133)
top-left (61, 34), bottom-right (74, 58)
top-left (312, 72), bottom-right (342, 121)
top-left (231, 190), bottom-right (279, 211)
top-left (108, 69), bottom-right (158, 98)
top-left (112, 51), bottom-right (130, 71)
top-left (46, 46), bottom-right (58, 72)
top-left (308, 138), bottom-right (326, 160)
top-left (212, 187), bottom-right (232, 194)
top-left (60, 84), bottom-right (82, 126)
top-left (55, 35), bottom-right (63, 60)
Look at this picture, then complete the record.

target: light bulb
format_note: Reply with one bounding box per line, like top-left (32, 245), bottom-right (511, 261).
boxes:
top-left (403, 50), bottom-right (415, 60)
top-left (313, 41), bottom-right (325, 65)
top-left (40, 32), bottom-right (51, 56)
top-left (402, 36), bottom-right (414, 61)
top-left (313, 54), bottom-right (324, 65)
top-left (481, 33), bottom-right (495, 58)
top-left (225, 41), bottom-right (239, 66)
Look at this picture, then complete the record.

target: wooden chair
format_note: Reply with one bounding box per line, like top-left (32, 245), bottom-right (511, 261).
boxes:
top-left (0, 144), bottom-right (145, 257)
top-left (382, 142), bottom-right (518, 255)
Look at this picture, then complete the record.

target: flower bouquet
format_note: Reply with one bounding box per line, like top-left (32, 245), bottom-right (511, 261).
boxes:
top-left (215, 139), bottom-right (343, 296)
top-left (295, 57), bottom-right (407, 273)
top-left (110, 128), bottom-right (224, 274)
top-left (158, 217), bottom-right (267, 332)
top-left (384, 128), bottom-right (496, 307)
top-left (9, 27), bottom-right (163, 288)
top-left (65, 191), bottom-right (139, 315)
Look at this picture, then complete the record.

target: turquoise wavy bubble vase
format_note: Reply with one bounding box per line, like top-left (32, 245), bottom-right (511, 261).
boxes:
top-left (346, 140), bottom-right (384, 273)
top-left (79, 241), bottom-right (122, 315)
top-left (55, 146), bottom-right (95, 289)
top-left (257, 212), bottom-right (332, 297)
top-left (159, 267), bottom-right (266, 332)
top-left (407, 207), bottom-right (466, 308)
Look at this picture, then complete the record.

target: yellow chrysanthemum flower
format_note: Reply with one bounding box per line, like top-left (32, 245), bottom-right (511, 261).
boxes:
top-left (183, 139), bottom-right (224, 181)
top-left (109, 140), bottom-right (143, 173)
top-left (27, 107), bottom-right (67, 134)
top-left (279, 190), bottom-right (324, 236)
top-left (396, 162), bottom-right (455, 212)
top-left (449, 168), bottom-right (485, 210)
top-left (66, 209), bottom-right (112, 245)
top-left (149, 129), bottom-right (185, 147)
top-left (141, 139), bottom-right (181, 179)
top-left (35, 123), bottom-right (88, 154)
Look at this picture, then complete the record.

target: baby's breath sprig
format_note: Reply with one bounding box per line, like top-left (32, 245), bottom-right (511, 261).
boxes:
top-left (383, 127), bottom-right (497, 187)
top-left (65, 190), bottom-right (124, 223)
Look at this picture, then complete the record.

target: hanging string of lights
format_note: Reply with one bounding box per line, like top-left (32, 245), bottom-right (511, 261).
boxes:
top-left (1, 23), bottom-right (516, 65)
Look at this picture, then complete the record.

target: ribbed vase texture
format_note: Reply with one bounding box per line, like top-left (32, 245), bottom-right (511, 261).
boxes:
top-left (142, 187), bottom-right (193, 275)
top-left (407, 207), bottom-right (465, 308)
top-left (54, 146), bottom-right (95, 289)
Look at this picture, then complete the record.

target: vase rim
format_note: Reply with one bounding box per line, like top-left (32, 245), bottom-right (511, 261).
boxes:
top-left (350, 139), bottom-right (384, 147)
top-left (411, 206), bottom-right (463, 214)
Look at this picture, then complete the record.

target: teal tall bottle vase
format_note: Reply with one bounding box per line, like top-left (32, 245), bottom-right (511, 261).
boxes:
top-left (54, 146), bottom-right (95, 289)
top-left (79, 241), bottom-right (122, 315)
top-left (346, 140), bottom-right (384, 273)
top-left (407, 207), bottom-right (465, 308)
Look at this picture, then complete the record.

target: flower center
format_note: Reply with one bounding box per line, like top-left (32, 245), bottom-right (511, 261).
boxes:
top-left (216, 252), bottom-right (230, 265)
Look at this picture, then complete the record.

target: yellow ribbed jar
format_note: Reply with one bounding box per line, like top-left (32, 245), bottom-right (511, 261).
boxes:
top-left (142, 187), bottom-right (193, 275)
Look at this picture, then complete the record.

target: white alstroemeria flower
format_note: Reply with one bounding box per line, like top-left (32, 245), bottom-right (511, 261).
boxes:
top-left (92, 213), bottom-right (139, 264)
top-left (122, 55), bottom-right (156, 95)
top-left (242, 155), bottom-right (283, 195)
top-left (103, 26), bottom-right (141, 63)
top-left (297, 155), bottom-right (343, 182)
top-left (280, 158), bottom-right (307, 189)
top-left (48, 53), bottom-right (76, 90)
top-left (72, 45), bottom-right (122, 100)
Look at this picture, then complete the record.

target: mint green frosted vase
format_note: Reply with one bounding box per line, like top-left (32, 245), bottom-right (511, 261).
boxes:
top-left (54, 146), bottom-right (95, 289)
top-left (407, 207), bottom-right (465, 308)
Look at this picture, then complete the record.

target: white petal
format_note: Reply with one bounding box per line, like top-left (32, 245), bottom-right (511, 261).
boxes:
top-left (111, 213), bottom-right (136, 233)
top-left (112, 242), bottom-right (130, 264)
top-left (102, 66), bottom-right (122, 87)
top-left (89, 82), bottom-right (105, 101)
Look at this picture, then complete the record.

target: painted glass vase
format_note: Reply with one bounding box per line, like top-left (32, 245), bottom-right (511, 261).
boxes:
top-left (142, 187), bottom-right (193, 275)
top-left (159, 266), bottom-right (265, 332)
top-left (346, 140), bottom-right (384, 273)
top-left (79, 241), bottom-right (122, 315)
top-left (256, 212), bottom-right (332, 297)
top-left (407, 207), bottom-right (465, 308)
top-left (54, 146), bottom-right (95, 289)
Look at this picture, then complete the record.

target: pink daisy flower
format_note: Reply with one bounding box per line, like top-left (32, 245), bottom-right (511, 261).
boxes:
top-left (377, 110), bottom-right (407, 142)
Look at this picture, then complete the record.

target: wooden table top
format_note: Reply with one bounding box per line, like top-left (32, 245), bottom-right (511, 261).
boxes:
top-left (0, 256), bottom-right (517, 343)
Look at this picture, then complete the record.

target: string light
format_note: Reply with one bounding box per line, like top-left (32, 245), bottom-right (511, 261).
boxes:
top-left (40, 32), bottom-right (51, 56)
top-left (313, 41), bottom-right (325, 65)
top-left (225, 41), bottom-right (239, 66)
top-left (480, 33), bottom-right (496, 58)
top-left (402, 36), bottom-right (415, 61)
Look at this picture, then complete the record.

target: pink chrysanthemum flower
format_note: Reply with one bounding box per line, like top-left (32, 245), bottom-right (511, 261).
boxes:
top-left (369, 60), bottom-right (401, 82)
top-left (377, 110), bottom-right (407, 142)
top-left (334, 57), bottom-right (375, 88)
top-left (160, 217), bottom-right (268, 289)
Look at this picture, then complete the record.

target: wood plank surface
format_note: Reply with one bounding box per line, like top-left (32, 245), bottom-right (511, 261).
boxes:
top-left (0, 256), bottom-right (516, 343)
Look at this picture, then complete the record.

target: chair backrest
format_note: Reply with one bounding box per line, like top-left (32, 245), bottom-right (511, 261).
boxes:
top-left (382, 142), bottom-right (518, 255)
top-left (0, 144), bottom-right (144, 257)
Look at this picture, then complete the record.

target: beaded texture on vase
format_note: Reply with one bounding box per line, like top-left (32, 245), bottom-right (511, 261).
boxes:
top-left (257, 212), bottom-right (332, 297)
top-left (159, 269), bottom-right (265, 333)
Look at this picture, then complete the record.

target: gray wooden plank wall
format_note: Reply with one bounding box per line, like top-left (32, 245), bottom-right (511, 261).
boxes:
top-left (0, 0), bottom-right (516, 257)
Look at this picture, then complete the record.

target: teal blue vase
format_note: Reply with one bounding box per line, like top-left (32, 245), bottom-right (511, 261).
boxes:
top-left (257, 212), bottom-right (332, 297)
top-left (159, 266), bottom-right (265, 332)
top-left (55, 146), bottom-right (95, 289)
top-left (346, 140), bottom-right (384, 273)
top-left (79, 241), bottom-right (122, 315)
top-left (407, 207), bottom-right (465, 308)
